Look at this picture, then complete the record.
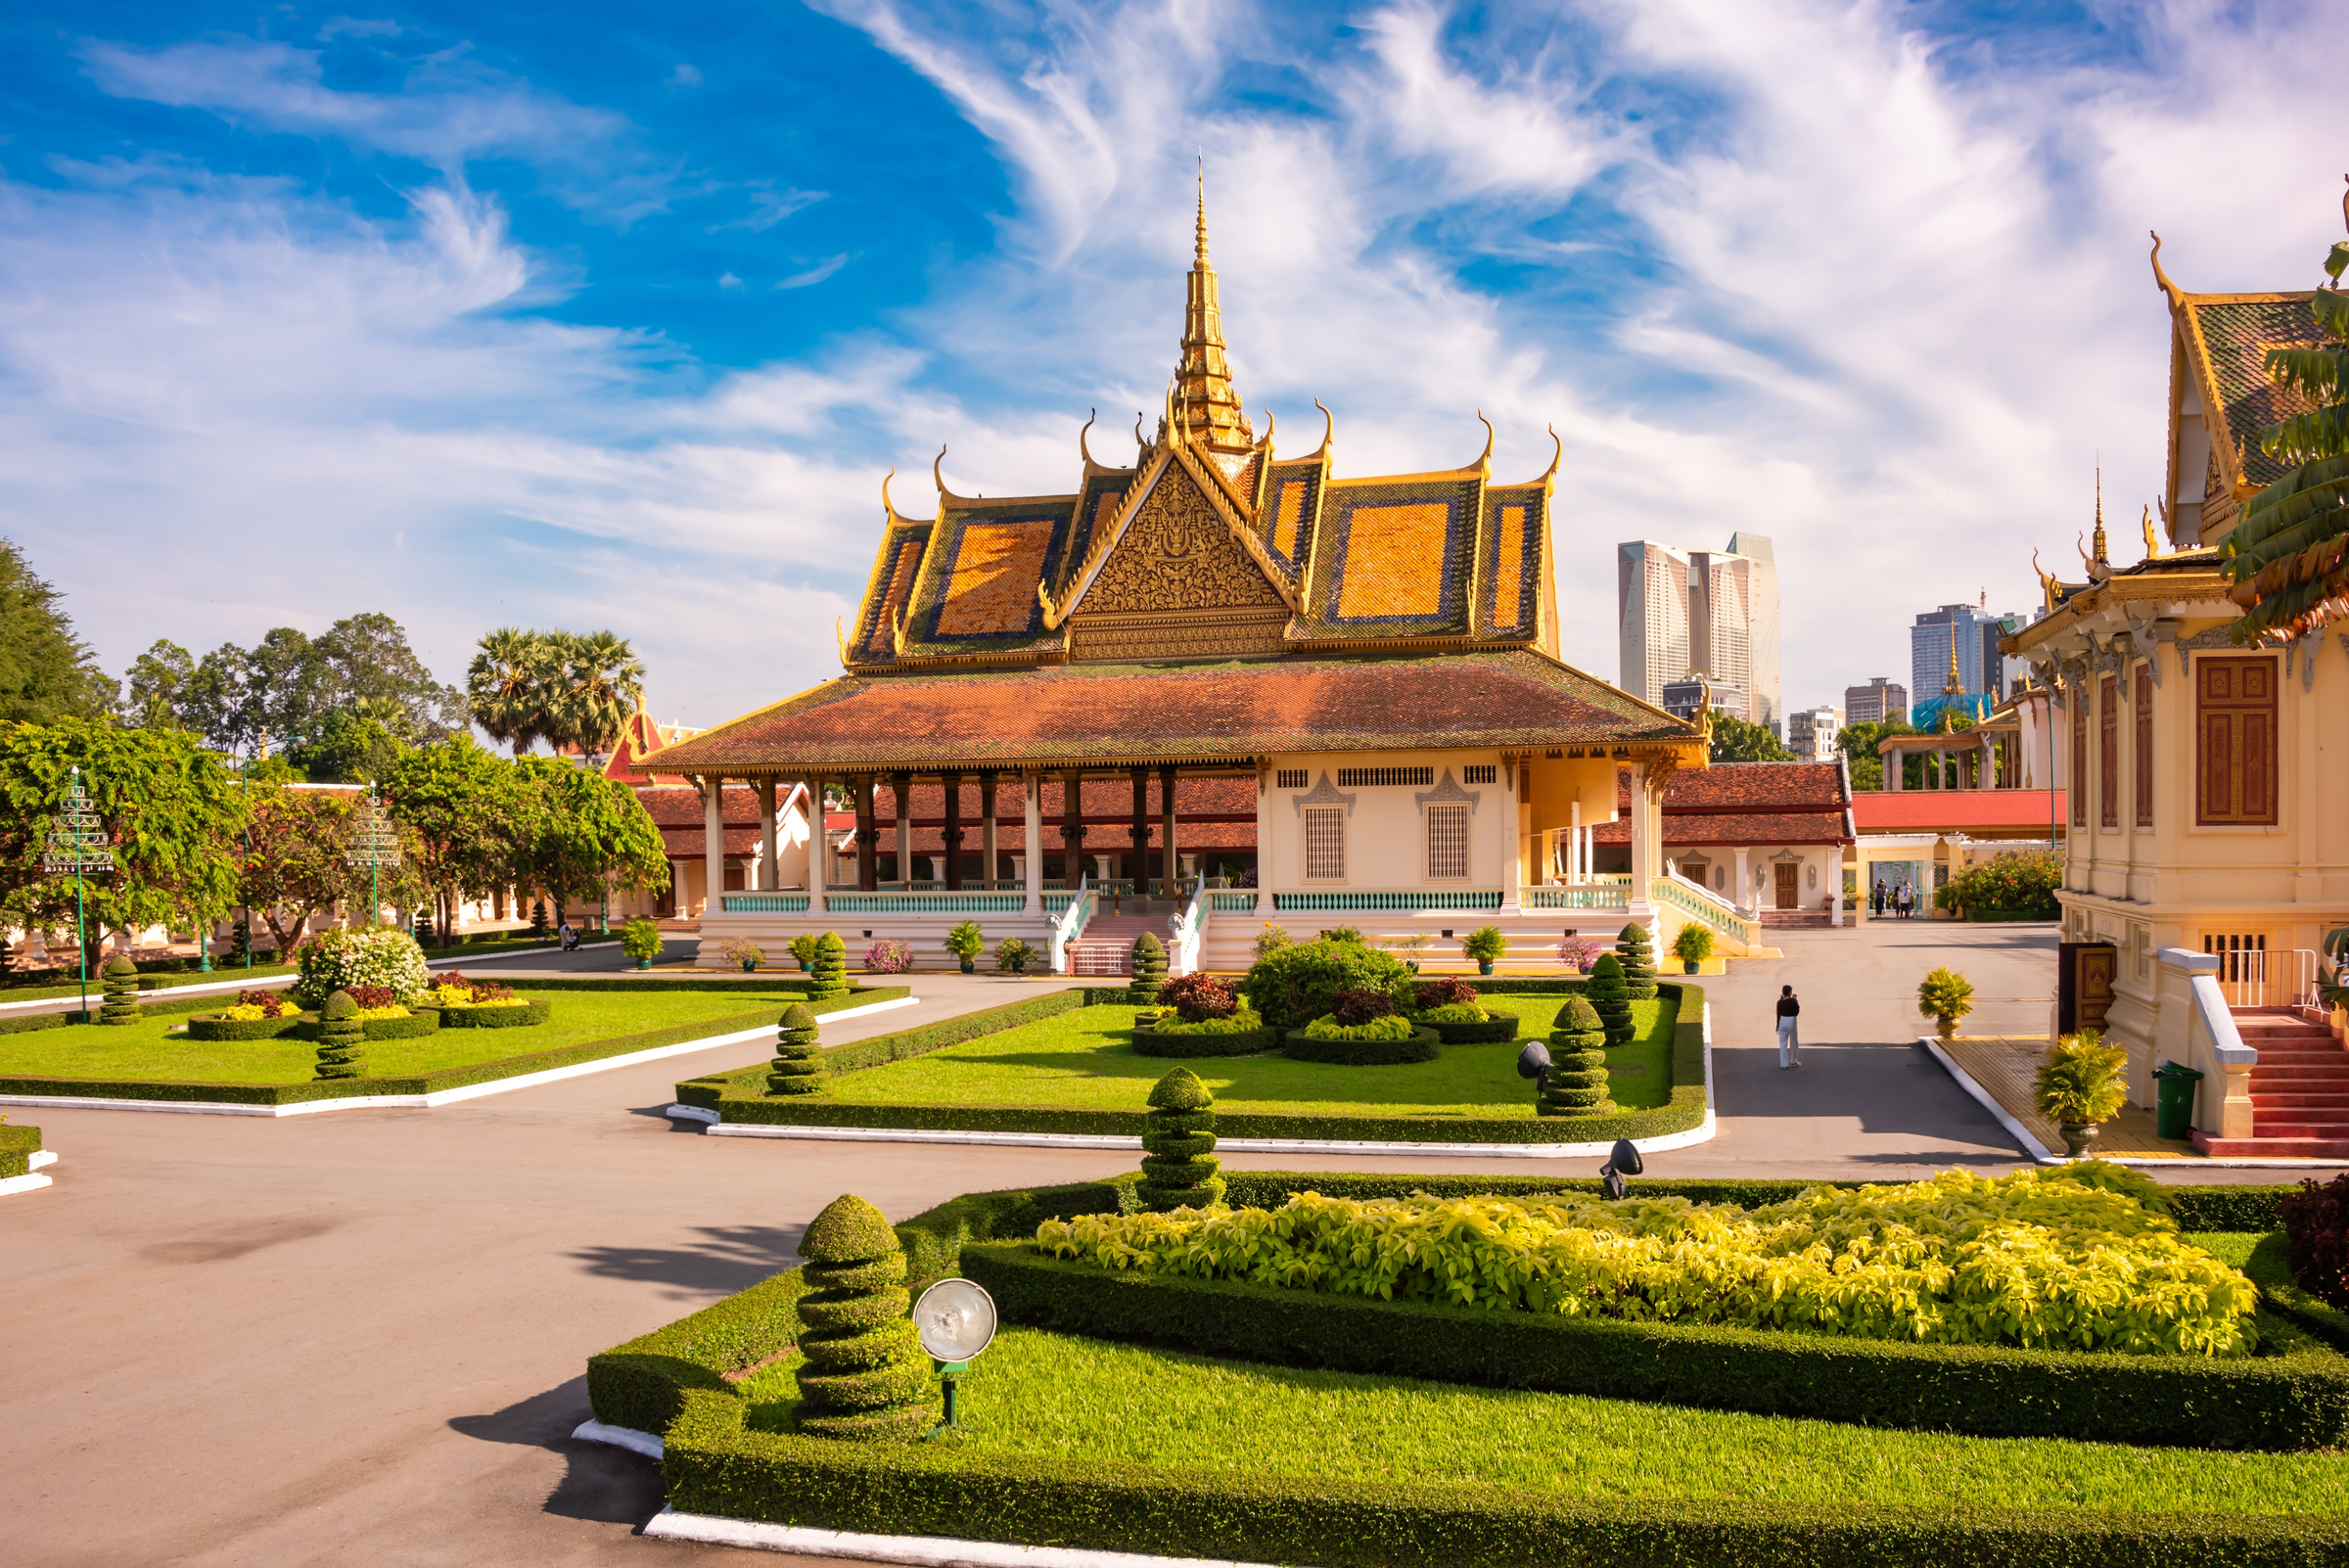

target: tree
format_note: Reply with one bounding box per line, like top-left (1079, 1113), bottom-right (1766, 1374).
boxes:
top-left (235, 787), bottom-right (425, 958)
top-left (467, 627), bottom-right (559, 756)
top-left (383, 736), bottom-right (529, 945)
top-left (0, 718), bottom-right (245, 958)
top-left (2223, 192), bottom-right (2349, 642)
top-left (285, 710), bottom-right (408, 784)
top-left (311, 614), bottom-right (466, 744)
top-left (1838, 718), bottom-right (1917, 791)
top-left (548, 630), bottom-right (645, 757)
top-left (468, 627), bottom-right (647, 758)
top-left (510, 759), bottom-right (668, 925)
top-left (121, 640), bottom-right (196, 729)
top-left (140, 615), bottom-right (461, 757)
top-left (1710, 713), bottom-right (1794, 762)
top-left (0, 539), bottom-right (115, 723)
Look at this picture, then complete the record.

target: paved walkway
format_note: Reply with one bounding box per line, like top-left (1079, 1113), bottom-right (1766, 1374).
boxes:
top-left (4, 935), bottom-right (2336, 1564)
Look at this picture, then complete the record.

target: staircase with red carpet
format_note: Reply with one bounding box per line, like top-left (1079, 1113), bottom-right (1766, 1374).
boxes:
top-left (1062, 913), bottom-right (1171, 978)
top-left (2192, 1008), bottom-right (2349, 1159)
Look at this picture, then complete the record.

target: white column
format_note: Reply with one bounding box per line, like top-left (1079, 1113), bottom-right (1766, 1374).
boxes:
top-left (806, 777), bottom-right (827, 901)
top-left (1628, 768), bottom-right (1649, 893)
top-left (758, 780), bottom-right (779, 890)
top-left (1254, 768), bottom-right (1273, 912)
top-left (668, 860), bottom-right (687, 918)
top-left (702, 776), bottom-right (724, 917)
top-left (1733, 847), bottom-right (1750, 913)
top-left (1022, 775), bottom-right (1043, 912)
top-left (1499, 759), bottom-right (1523, 912)
top-left (1569, 799), bottom-right (1583, 884)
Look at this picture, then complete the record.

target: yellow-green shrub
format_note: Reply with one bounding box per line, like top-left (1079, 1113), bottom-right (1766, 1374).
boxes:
top-left (1033, 1169), bottom-right (2258, 1357)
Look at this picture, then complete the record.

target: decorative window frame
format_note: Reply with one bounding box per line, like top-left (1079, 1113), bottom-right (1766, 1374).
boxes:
top-left (1290, 773), bottom-right (1358, 817)
top-left (1425, 803), bottom-right (1471, 882)
top-left (1411, 768), bottom-right (1481, 815)
top-left (1302, 806), bottom-right (1347, 883)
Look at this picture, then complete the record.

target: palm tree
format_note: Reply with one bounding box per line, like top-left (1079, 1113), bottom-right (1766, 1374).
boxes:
top-left (548, 630), bottom-right (646, 760)
top-left (467, 627), bottom-right (556, 756)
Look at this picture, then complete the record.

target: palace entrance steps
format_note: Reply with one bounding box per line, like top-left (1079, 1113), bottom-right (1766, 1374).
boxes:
top-left (2193, 1007), bottom-right (2349, 1160)
top-left (1063, 910), bottom-right (1174, 977)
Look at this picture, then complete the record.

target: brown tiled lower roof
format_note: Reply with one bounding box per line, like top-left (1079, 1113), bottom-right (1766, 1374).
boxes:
top-left (1592, 810), bottom-right (1851, 847)
top-left (1663, 761), bottom-right (1846, 812)
top-left (658, 650), bottom-right (1696, 773)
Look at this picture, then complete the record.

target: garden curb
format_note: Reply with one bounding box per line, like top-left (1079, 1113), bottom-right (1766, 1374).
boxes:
top-left (0, 997), bottom-right (920, 1118)
top-left (571, 1418), bottom-right (663, 1458)
top-left (0, 1149), bottom-right (57, 1197)
top-left (639, 1506), bottom-right (1282, 1568)
top-left (1918, 1036), bottom-right (2341, 1169)
top-left (668, 1005), bottom-right (1717, 1160)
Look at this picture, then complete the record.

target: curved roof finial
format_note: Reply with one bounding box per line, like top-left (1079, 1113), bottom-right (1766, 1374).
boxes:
top-left (2148, 230), bottom-right (2183, 305)
top-left (1133, 409), bottom-right (1147, 449)
top-left (1541, 423), bottom-right (1562, 484)
top-left (1470, 409), bottom-right (1496, 472)
top-left (1079, 409), bottom-right (1097, 469)
top-left (932, 444), bottom-right (967, 505)
top-left (1312, 396), bottom-right (1334, 457)
top-left (1260, 405), bottom-right (1274, 449)
top-left (881, 466), bottom-right (898, 519)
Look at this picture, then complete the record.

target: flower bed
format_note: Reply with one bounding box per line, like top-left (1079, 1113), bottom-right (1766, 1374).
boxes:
top-left (436, 998), bottom-right (550, 1029)
top-left (1132, 1007), bottom-right (1281, 1058)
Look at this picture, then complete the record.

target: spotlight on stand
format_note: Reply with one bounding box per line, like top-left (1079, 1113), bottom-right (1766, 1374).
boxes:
top-left (1599, 1136), bottom-right (1643, 1201)
top-left (913, 1277), bottom-right (998, 1440)
top-left (1515, 1041), bottom-right (1551, 1082)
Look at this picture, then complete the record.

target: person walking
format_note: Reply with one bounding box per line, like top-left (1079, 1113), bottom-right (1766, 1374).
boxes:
top-left (1775, 985), bottom-right (1801, 1068)
top-left (1872, 880), bottom-right (1886, 916)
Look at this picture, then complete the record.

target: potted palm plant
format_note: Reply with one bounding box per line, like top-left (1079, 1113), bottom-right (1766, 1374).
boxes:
top-left (944, 919), bottom-right (986, 974)
top-left (1461, 925), bottom-right (1508, 976)
top-left (1916, 966), bottom-right (1974, 1040)
top-left (620, 917), bottom-right (664, 971)
top-left (789, 933), bottom-right (820, 974)
top-left (1672, 923), bottom-right (1714, 974)
top-left (2035, 1030), bottom-right (2130, 1158)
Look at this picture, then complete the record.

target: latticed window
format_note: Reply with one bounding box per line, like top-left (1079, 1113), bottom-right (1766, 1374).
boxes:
top-left (1461, 764), bottom-right (1497, 785)
top-left (2134, 670), bottom-right (2153, 827)
top-left (1275, 769), bottom-right (1309, 791)
top-left (1337, 766), bottom-right (1434, 788)
top-left (1303, 807), bottom-right (1345, 881)
top-left (1426, 805), bottom-right (1469, 880)
top-left (2099, 674), bottom-right (2119, 829)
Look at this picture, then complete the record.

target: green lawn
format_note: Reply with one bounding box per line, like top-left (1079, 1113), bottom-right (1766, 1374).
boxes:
top-left (807, 998), bottom-right (1674, 1120)
top-left (734, 1326), bottom-right (2341, 1518)
top-left (0, 987), bottom-right (807, 1084)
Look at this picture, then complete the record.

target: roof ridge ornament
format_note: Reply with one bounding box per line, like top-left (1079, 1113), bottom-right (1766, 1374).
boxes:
top-left (2149, 230), bottom-right (2184, 306)
top-left (1079, 410), bottom-right (1097, 470)
top-left (1470, 410), bottom-right (1495, 474)
top-left (1312, 397), bottom-right (1334, 459)
top-left (932, 445), bottom-right (972, 508)
top-left (881, 466), bottom-right (898, 519)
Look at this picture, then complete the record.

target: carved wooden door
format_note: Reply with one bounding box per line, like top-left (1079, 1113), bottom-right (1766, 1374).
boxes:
top-left (2078, 947), bottom-right (2115, 1032)
top-left (1773, 862), bottom-right (1799, 909)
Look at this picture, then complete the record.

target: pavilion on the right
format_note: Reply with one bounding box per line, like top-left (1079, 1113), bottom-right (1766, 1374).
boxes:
top-left (2000, 232), bottom-right (2348, 1157)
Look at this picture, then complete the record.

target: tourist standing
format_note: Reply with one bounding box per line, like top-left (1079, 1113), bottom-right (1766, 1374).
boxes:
top-left (1775, 985), bottom-right (1801, 1068)
top-left (1872, 880), bottom-right (1886, 916)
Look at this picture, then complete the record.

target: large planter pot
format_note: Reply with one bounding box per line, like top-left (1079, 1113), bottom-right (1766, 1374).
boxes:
top-left (797, 959), bottom-right (809, 973)
top-left (1477, 961), bottom-right (1495, 976)
top-left (2058, 1121), bottom-right (2099, 1159)
top-left (1683, 958), bottom-right (1701, 974)
top-left (740, 960), bottom-right (758, 973)
top-left (959, 959), bottom-right (977, 974)
top-left (635, 957), bottom-right (653, 971)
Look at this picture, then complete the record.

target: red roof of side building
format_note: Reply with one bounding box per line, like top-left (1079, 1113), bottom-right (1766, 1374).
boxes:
top-left (1852, 790), bottom-right (2063, 833)
top-left (1592, 761), bottom-right (1853, 847)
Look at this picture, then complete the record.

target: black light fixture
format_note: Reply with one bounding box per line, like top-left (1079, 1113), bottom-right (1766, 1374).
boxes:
top-left (1599, 1136), bottom-right (1643, 1200)
top-left (1515, 1040), bottom-right (1550, 1084)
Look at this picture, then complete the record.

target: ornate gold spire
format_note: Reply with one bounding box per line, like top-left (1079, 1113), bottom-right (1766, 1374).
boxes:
top-left (2092, 467), bottom-right (2108, 565)
top-left (1171, 169), bottom-right (1255, 456)
top-left (1945, 628), bottom-right (1965, 697)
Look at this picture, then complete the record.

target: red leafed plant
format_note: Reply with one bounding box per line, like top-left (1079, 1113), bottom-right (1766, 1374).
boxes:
top-left (1158, 973), bottom-right (1237, 1023)
top-left (2280, 1174), bottom-right (2349, 1312)
top-left (345, 985), bottom-right (398, 1010)
top-left (1414, 977), bottom-right (1480, 1011)
top-left (237, 989), bottom-right (292, 1018)
top-left (1332, 988), bottom-right (1397, 1026)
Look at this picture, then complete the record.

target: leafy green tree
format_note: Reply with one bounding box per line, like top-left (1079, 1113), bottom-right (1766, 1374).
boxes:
top-left (1838, 718), bottom-right (1918, 791)
top-left (121, 639), bottom-right (196, 729)
top-left (467, 627), bottom-right (558, 756)
top-left (1709, 713), bottom-right (1794, 762)
top-left (142, 615), bottom-right (460, 757)
top-left (235, 787), bottom-right (426, 958)
top-left (284, 711), bottom-right (408, 784)
top-left (0, 539), bottom-right (115, 723)
top-left (2223, 199), bottom-right (2349, 642)
top-left (468, 627), bottom-right (647, 758)
top-left (0, 718), bottom-right (245, 955)
top-left (383, 736), bottom-right (528, 945)
top-left (510, 759), bottom-right (668, 925)
top-left (549, 630), bottom-right (646, 756)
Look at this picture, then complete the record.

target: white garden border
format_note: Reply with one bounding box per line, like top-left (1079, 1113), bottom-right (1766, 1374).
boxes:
top-left (642, 1508), bottom-right (1281, 1568)
top-left (1, 1147), bottom-right (58, 1197)
top-left (0, 996), bottom-right (919, 1118)
top-left (669, 1004), bottom-right (1716, 1161)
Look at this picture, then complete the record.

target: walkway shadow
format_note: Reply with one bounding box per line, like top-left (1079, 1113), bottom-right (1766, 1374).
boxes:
top-left (448, 1375), bottom-right (668, 1528)
top-left (568, 1223), bottom-right (803, 1295)
top-left (625, 1100), bottom-right (711, 1130)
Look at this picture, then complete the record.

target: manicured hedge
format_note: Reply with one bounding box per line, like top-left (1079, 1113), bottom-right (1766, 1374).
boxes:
top-left (658, 1389), bottom-right (2349, 1568)
top-left (438, 999), bottom-right (551, 1029)
top-left (361, 1009), bottom-right (442, 1040)
top-left (1133, 1023), bottom-right (1283, 1058)
top-left (961, 1243), bottom-right (2349, 1452)
top-left (1424, 1012), bottom-right (1521, 1044)
top-left (1280, 1025), bottom-right (1443, 1066)
top-left (0, 1123), bottom-right (40, 1178)
top-left (185, 1011), bottom-right (309, 1042)
top-left (2247, 1230), bottom-right (2349, 1354)
top-left (0, 1013), bottom-right (68, 1038)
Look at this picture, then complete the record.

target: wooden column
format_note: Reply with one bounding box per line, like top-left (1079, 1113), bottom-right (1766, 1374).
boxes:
top-left (942, 772), bottom-right (964, 891)
top-left (757, 780), bottom-right (778, 890)
top-left (1159, 766), bottom-right (1178, 890)
top-left (855, 775), bottom-right (878, 891)
top-left (1062, 771), bottom-right (1086, 885)
top-left (980, 772), bottom-right (999, 890)
top-left (702, 775), bottom-right (723, 918)
top-left (1022, 773), bottom-right (1042, 912)
top-left (1128, 767), bottom-right (1149, 891)
top-left (892, 772), bottom-right (912, 888)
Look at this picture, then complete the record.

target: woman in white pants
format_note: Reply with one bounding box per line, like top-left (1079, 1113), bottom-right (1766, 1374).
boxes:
top-left (1775, 985), bottom-right (1801, 1067)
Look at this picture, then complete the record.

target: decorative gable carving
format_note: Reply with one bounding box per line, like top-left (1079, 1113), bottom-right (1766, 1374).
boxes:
top-left (1412, 769), bottom-right (1480, 815)
top-left (1291, 773), bottom-right (1357, 816)
top-left (1082, 461), bottom-right (1290, 615)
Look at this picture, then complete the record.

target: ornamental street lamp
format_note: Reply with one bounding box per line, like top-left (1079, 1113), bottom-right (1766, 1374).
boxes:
top-left (344, 784), bottom-right (403, 928)
top-left (42, 766), bottom-right (115, 1019)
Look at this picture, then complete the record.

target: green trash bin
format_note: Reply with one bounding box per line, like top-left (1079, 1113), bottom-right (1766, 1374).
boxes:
top-left (2152, 1060), bottom-right (2204, 1140)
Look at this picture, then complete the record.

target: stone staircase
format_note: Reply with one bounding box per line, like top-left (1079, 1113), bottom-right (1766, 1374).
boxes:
top-left (2193, 1008), bottom-right (2349, 1159)
top-left (1063, 913), bottom-right (1168, 978)
top-left (1755, 908), bottom-right (1835, 929)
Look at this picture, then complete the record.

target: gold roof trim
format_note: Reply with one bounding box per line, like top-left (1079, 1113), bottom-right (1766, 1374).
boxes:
top-left (1165, 438), bottom-right (1304, 610)
top-left (1039, 446), bottom-right (1173, 630)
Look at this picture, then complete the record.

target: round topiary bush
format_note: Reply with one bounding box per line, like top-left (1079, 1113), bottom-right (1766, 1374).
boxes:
top-left (807, 931), bottom-right (850, 1000)
top-left (1136, 1067), bottom-right (1226, 1211)
top-left (1243, 939), bottom-right (1413, 1032)
top-left (793, 1193), bottom-right (932, 1441)
top-left (1615, 922), bottom-right (1658, 1001)
top-left (767, 1003), bottom-right (824, 1095)
top-left (1128, 933), bottom-right (1168, 1005)
top-left (99, 954), bottom-right (140, 1025)
top-left (1540, 995), bottom-right (1611, 1115)
top-left (1587, 952), bottom-right (1635, 1047)
top-left (314, 990), bottom-right (367, 1081)
top-left (295, 927), bottom-right (430, 1008)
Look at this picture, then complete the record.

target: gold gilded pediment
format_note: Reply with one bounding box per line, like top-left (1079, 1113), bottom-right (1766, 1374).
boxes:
top-left (1082, 459), bottom-right (1289, 616)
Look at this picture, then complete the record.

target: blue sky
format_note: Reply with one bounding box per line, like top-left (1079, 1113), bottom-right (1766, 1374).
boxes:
top-left (2, 1), bottom-right (2340, 729)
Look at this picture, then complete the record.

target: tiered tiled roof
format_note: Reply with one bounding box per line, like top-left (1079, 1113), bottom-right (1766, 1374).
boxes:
top-left (1592, 761), bottom-right (1853, 848)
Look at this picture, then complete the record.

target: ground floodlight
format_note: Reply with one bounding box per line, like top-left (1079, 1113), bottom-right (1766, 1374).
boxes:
top-left (1599, 1136), bottom-right (1644, 1201)
top-left (914, 1278), bottom-right (998, 1439)
top-left (1515, 1041), bottom-right (1551, 1081)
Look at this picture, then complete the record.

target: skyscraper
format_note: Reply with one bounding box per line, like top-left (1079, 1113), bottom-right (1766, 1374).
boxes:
top-left (1617, 535), bottom-right (1781, 730)
top-left (1910, 603), bottom-right (2025, 705)
top-left (1844, 677), bottom-right (1908, 725)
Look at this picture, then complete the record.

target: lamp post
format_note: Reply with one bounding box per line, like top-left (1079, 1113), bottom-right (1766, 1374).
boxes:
top-left (42, 766), bottom-right (115, 1019)
top-left (344, 783), bottom-right (402, 927)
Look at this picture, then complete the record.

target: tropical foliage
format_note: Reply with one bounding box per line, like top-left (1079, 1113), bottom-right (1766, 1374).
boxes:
top-left (1709, 713), bottom-right (1794, 762)
top-left (2036, 1031), bottom-right (2130, 1128)
top-left (1917, 966), bottom-right (1976, 1037)
top-left (466, 626), bottom-right (647, 758)
top-left (1936, 850), bottom-right (2061, 918)
top-left (0, 537), bottom-right (115, 723)
top-left (125, 613), bottom-right (465, 756)
top-left (1243, 938), bottom-right (1412, 1031)
top-left (1035, 1170), bottom-right (2260, 1356)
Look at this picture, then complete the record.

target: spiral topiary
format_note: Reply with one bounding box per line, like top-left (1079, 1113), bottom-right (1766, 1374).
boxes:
top-left (1540, 995), bottom-right (1612, 1115)
top-left (807, 930), bottom-right (850, 1000)
top-left (1128, 932), bottom-right (1168, 1006)
top-left (314, 990), bottom-right (367, 1080)
top-left (1136, 1067), bottom-right (1225, 1212)
top-left (1615, 922), bottom-right (1658, 1001)
top-left (1587, 952), bottom-right (1635, 1047)
top-left (794, 1193), bottom-right (932, 1441)
top-left (766, 1003), bottom-right (824, 1095)
top-left (99, 954), bottom-right (141, 1025)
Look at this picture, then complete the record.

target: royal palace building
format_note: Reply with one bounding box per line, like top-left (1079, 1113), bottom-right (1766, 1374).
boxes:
top-left (652, 196), bottom-right (1737, 975)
